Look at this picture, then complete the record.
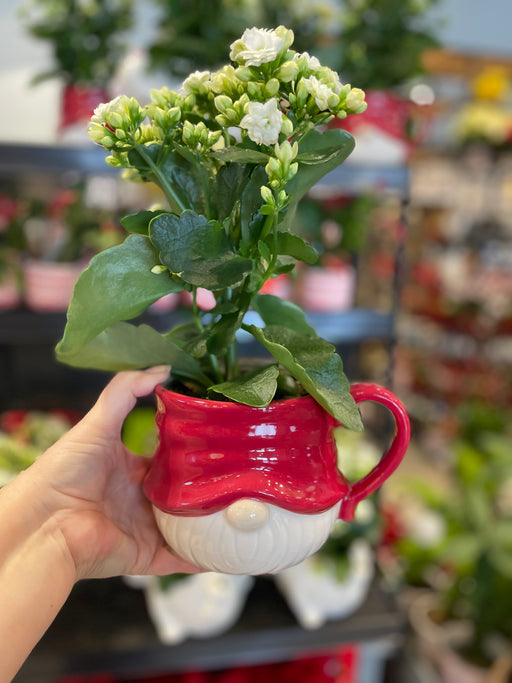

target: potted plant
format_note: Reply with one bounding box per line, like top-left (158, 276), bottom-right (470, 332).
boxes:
top-left (22, 184), bottom-right (123, 312)
top-left (291, 193), bottom-right (377, 312)
top-left (20, 0), bottom-right (134, 139)
top-left (329, 0), bottom-right (441, 164)
top-left (0, 193), bottom-right (27, 310)
top-left (56, 26), bottom-right (410, 574)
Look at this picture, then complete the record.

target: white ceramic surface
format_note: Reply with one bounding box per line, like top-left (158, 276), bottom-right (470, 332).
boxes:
top-left (153, 498), bottom-right (342, 575)
top-left (144, 572), bottom-right (254, 644)
top-left (275, 539), bottom-right (374, 629)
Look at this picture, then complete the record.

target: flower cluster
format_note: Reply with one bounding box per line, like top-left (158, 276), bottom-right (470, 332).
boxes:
top-left (89, 26), bottom-right (366, 204)
top-left (57, 27), bottom-right (367, 431)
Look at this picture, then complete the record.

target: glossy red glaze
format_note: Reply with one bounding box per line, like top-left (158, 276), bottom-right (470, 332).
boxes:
top-left (143, 383), bottom-right (410, 520)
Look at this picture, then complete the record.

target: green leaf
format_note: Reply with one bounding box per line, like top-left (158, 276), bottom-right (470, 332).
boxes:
top-left (209, 147), bottom-right (270, 164)
top-left (206, 311), bottom-right (244, 356)
top-left (209, 364), bottom-right (279, 406)
top-left (56, 234), bottom-right (181, 355)
top-left (253, 294), bottom-right (317, 336)
top-left (244, 323), bottom-right (363, 431)
top-left (281, 129), bottom-right (355, 230)
top-left (150, 211), bottom-right (253, 290)
top-left (295, 128), bottom-right (355, 165)
top-left (213, 164), bottom-right (251, 222)
top-left (268, 231), bottom-right (318, 265)
top-left (240, 166), bottom-right (267, 249)
top-left (120, 209), bottom-right (168, 235)
top-left (130, 145), bottom-right (202, 213)
top-left (56, 322), bottom-right (208, 381)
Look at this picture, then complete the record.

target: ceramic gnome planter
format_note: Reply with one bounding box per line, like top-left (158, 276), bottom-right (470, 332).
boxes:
top-left (143, 382), bottom-right (410, 575)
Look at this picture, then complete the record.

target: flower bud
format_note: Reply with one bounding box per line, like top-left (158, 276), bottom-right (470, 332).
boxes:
top-left (264, 78), bottom-right (280, 97)
top-left (276, 60), bottom-right (299, 83)
top-left (214, 95), bottom-right (233, 113)
top-left (215, 114), bottom-right (230, 127)
top-left (235, 67), bottom-right (255, 82)
top-left (345, 88), bottom-right (367, 113)
top-left (265, 156), bottom-right (281, 179)
top-left (168, 106), bottom-right (182, 126)
top-left (327, 93), bottom-right (340, 109)
top-left (109, 112), bottom-right (124, 129)
top-left (280, 116), bottom-right (294, 138)
top-left (182, 120), bottom-right (195, 144)
top-left (247, 82), bottom-right (260, 99)
top-left (260, 185), bottom-right (274, 205)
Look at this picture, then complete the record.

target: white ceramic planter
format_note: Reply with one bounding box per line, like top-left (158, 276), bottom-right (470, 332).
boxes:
top-left (144, 572), bottom-right (254, 644)
top-left (275, 540), bottom-right (374, 629)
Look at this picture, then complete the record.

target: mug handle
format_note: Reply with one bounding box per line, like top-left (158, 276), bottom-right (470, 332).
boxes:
top-left (337, 382), bottom-right (410, 522)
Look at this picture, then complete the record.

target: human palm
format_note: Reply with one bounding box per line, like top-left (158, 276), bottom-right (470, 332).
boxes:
top-left (26, 368), bottom-right (199, 580)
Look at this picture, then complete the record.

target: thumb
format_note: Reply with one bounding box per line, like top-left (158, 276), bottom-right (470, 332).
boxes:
top-left (83, 366), bottom-right (170, 437)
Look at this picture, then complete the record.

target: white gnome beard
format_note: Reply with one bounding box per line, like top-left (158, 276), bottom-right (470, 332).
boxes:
top-left (153, 499), bottom-right (342, 575)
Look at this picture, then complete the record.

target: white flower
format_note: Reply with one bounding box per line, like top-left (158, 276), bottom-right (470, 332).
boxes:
top-left (294, 51), bottom-right (322, 72)
top-left (181, 70), bottom-right (211, 95)
top-left (230, 27), bottom-right (285, 67)
top-left (91, 95), bottom-right (125, 124)
top-left (240, 99), bottom-right (283, 146)
top-left (302, 75), bottom-right (336, 111)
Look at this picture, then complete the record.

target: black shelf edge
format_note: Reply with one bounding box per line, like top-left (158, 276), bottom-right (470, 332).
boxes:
top-left (15, 576), bottom-right (405, 682)
top-left (0, 307), bottom-right (395, 347)
top-left (0, 144), bottom-right (408, 194)
top-left (0, 143), bottom-right (116, 176)
top-left (310, 162), bottom-right (409, 195)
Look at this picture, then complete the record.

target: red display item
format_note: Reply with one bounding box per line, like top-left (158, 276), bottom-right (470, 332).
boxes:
top-left (59, 84), bottom-right (108, 131)
top-left (143, 382), bottom-right (410, 522)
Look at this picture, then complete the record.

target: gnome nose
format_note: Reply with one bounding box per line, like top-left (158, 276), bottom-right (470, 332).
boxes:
top-left (224, 498), bottom-right (270, 531)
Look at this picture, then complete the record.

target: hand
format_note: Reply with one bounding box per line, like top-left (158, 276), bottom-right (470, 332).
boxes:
top-left (17, 367), bottom-right (200, 581)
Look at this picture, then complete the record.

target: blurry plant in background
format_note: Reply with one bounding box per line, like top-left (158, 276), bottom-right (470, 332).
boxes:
top-left (147, 0), bottom-right (345, 78)
top-left (335, 0), bottom-right (441, 90)
top-left (295, 193), bottom-right (377, 262)
top-left (453, 67), bottom-right (512, 150)
top-left (20, 0), bottom-right (134, 87)
top-left (146, 0), bottom-right (441, 89)
top-left (382, 400), bottom-right (512, 669)
top-left (0, 409), bottom-right (76, 486)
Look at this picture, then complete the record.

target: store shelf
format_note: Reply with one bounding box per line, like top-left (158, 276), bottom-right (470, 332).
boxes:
top-left (0, 307), bottom-right (395, 347)
top-left (0, 142), bottom-right (115, 176)
top-left (15, 576), bottom-right (405, 682)
top-left (0, 144), bottom-right (409, 195)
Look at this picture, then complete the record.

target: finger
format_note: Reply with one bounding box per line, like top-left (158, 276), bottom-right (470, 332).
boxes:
top-left (84, 366), bottom-right (171, 437)
top-left (148, 545), bottom-right (204, 577)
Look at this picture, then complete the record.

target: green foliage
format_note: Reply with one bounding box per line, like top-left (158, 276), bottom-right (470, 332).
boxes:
top-left (20, 0), bottom-right (134, 86)
top-left (56, 26), bottom-right (369, 427)
top-left (395, 403), bottom-right (512, 666)
top-left (336, 0), bottom-right (442, 89)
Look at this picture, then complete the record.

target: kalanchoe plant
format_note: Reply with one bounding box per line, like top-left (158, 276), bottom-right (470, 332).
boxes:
top-left (56, 26), bottom-right (367, 431)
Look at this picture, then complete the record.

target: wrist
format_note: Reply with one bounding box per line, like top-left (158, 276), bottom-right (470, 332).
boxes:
top-left (0, 469), bottom-right (79, 581)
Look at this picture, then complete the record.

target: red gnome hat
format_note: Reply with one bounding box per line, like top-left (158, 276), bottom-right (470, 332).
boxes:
top-left (143, 385), bottom-right (348, 516)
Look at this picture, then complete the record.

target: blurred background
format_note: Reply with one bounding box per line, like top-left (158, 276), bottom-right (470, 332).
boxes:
top-left (1, 2), bottom-right (511, 682)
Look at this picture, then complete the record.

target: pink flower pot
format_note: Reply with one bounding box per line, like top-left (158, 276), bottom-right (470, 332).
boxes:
top-left (180, 288), bottom-right (216, 310)
top-left (23, 260), bottom-right (87, 312)
top-left (143, 382), bottom-right (410, 574)
top-left (0, 272), bottom-right (21, 309)
top-left (296, 265), bottom-right (356, 313)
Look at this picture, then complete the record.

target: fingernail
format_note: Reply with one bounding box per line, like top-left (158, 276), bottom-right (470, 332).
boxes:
top-left (147, 365), bottom-right (171, 374)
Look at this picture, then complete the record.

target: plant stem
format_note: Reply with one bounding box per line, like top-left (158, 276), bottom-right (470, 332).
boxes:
top-left (136, 146), bottom-right (187, 211)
